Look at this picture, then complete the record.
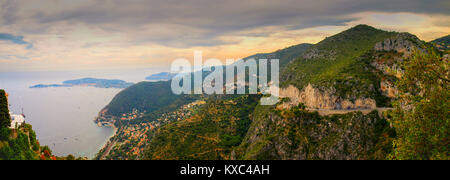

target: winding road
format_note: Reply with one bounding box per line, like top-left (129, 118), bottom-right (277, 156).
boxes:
top-left (307, 107), bottom-right (394, 116)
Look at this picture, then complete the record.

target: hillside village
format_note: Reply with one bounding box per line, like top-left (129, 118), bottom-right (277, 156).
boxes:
top-left (95, 100), bottom-right (205, 160)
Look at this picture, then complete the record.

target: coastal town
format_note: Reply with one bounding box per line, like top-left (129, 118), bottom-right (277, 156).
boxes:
top-left (95, 100), bottom-right (206, 160)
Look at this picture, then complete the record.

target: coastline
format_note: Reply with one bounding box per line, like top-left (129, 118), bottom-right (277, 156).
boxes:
top-left (98, 123), bottom-right (118, 152)
top-left (95, 122), bottom-right (120, 160)
top-left (5, 84), bottom-right (122, 159)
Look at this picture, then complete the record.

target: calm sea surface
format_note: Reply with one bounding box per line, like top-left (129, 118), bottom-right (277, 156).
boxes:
top-left (0, 68), bottom-right (161, 158)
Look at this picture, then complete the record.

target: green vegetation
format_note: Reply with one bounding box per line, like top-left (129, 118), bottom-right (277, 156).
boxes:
top-left (0, 89), bottom-right (83, 160)
top-left (389, 50), bottom-right (449, 160)
top-left (431, 35), bottom-right (450, 51)
top-left (103, 42), bottom-right (312, 119)
top-left (0, 90), bottom-right (10, 131)
top-left (281, 25), bottom-right (398, 102)
top-left (104, 81), bottom-right (198, 118)
top-left (144, 95), bottom-right (260, 160)
top-left (233, 103), bottom-right (395, 160)
top-left (0, 90), bottom-right (40, 160)
top-left (96, 101), bottom-right (205, 160)
top-left (244, 43), bottom-right (312, 69)
top-left (97, 25), bottom-right (448, 160)
top-left (0, 129), bottom-right (38, 160)
top-left (98, 42), bottom-right (312, 159)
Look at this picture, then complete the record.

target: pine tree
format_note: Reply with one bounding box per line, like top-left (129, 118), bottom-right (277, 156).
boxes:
top-left (0, 89), bottom-right (11, 129)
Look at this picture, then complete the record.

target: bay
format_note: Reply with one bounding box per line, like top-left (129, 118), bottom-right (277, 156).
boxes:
top-left (0, 68), bottom-right (162, 158)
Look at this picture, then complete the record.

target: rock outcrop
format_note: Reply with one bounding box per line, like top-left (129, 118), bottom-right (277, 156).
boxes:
top-left (374, 33), bottom-right (424, 57)
top-left (370, 33), bottom-right (425, 99)
top-left (380, 80), bottom-right (397, 98)
top-left (302, 48), bottom-right (337, 60)
top-left (278, 84), bottom-right (376, 110)
top-left (234, 108), bottom-right (392, 160)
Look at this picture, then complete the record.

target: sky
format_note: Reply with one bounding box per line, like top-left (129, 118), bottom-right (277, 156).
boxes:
top-left (0, 0), bottom-right (449, 72)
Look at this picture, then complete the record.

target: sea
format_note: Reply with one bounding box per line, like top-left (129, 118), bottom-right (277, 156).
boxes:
top-left (0, 68), bottom-right (163, 158)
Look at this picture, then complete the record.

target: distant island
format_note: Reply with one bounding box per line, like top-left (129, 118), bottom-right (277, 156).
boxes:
top-left (145, 72), bottom-right (177, 81)
top-left (30, 78), bottom-right (134, 89)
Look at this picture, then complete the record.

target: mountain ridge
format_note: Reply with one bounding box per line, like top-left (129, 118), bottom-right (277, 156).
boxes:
top-left (96, 24), bottom-right (448, 160)
top-left (431, 34), bottom-right (450, 51)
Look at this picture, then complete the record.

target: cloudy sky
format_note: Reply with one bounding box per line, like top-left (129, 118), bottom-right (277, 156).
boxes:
top-left (0, 0), bottom-right (449, 72)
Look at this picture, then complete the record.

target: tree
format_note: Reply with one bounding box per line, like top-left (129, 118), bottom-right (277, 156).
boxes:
top-left (66, 154), bottom-right (76, 160)
top-left (389, 50), bottom-right (449, 160)
top-left (42, 146), bottom-right (52, 157)
top-left (0, 128), bottom-right (11, 141)
top-left (0, 90), bottom-right (11, 140)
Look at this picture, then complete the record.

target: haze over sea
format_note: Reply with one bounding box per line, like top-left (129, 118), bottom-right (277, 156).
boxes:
top-left (0, 68), bottom-right (161, 158)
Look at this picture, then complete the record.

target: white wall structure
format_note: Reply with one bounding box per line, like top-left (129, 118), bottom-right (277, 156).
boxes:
top-left (10, 112), bottom-right (25, 129)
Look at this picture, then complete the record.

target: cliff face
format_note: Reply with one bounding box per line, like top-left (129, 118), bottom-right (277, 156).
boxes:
top-left (278, 32), bottom-right (426, 110)
top-left (371, 33), bottom-right (426, 98)
top-left (234, 106), bottom-right (393, 160)
top-left (278, 84), bottom-right (376, 110)
top-left (138, 25), bottom-right (440, 160)
top-left (235, 27), bottom-right (427, 160)
top-left (374, 33), bottom-right (425, 57)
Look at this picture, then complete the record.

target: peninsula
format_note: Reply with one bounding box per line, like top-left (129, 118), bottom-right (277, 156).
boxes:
top-left (30, 78), bottom-right (134, 89)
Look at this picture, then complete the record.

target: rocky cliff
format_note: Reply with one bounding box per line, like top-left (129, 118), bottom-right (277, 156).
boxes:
top-left (278, 32), bottom-right (427, 110)
top-left (137, 25), bottom-right (442, 160)
top-left (278, 84), bottom-right (376, 110)
top-left (374, 33), bottom-right (425, 57)
top-left (235, 26), bottom-right (429, 160)
top-left (233, 105), bottom-right (394, 160)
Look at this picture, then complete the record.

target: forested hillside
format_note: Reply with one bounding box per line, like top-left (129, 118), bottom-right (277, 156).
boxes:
top-left (103, 81), bottom-right (198, 118)
top-left (144, 95), bottom-right (260, 160)
top-left (98, 25), bottom-right (448, 160)
top-left (432, 35), bottom-right (450, 51)
top-left (103, 43), bottom-right (313, 119)
top-left (244, 43), bottom-right (312, 69)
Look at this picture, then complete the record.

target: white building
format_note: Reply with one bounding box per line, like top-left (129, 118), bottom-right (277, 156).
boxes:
top-left (10, 112), bottom-right (25, 129)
